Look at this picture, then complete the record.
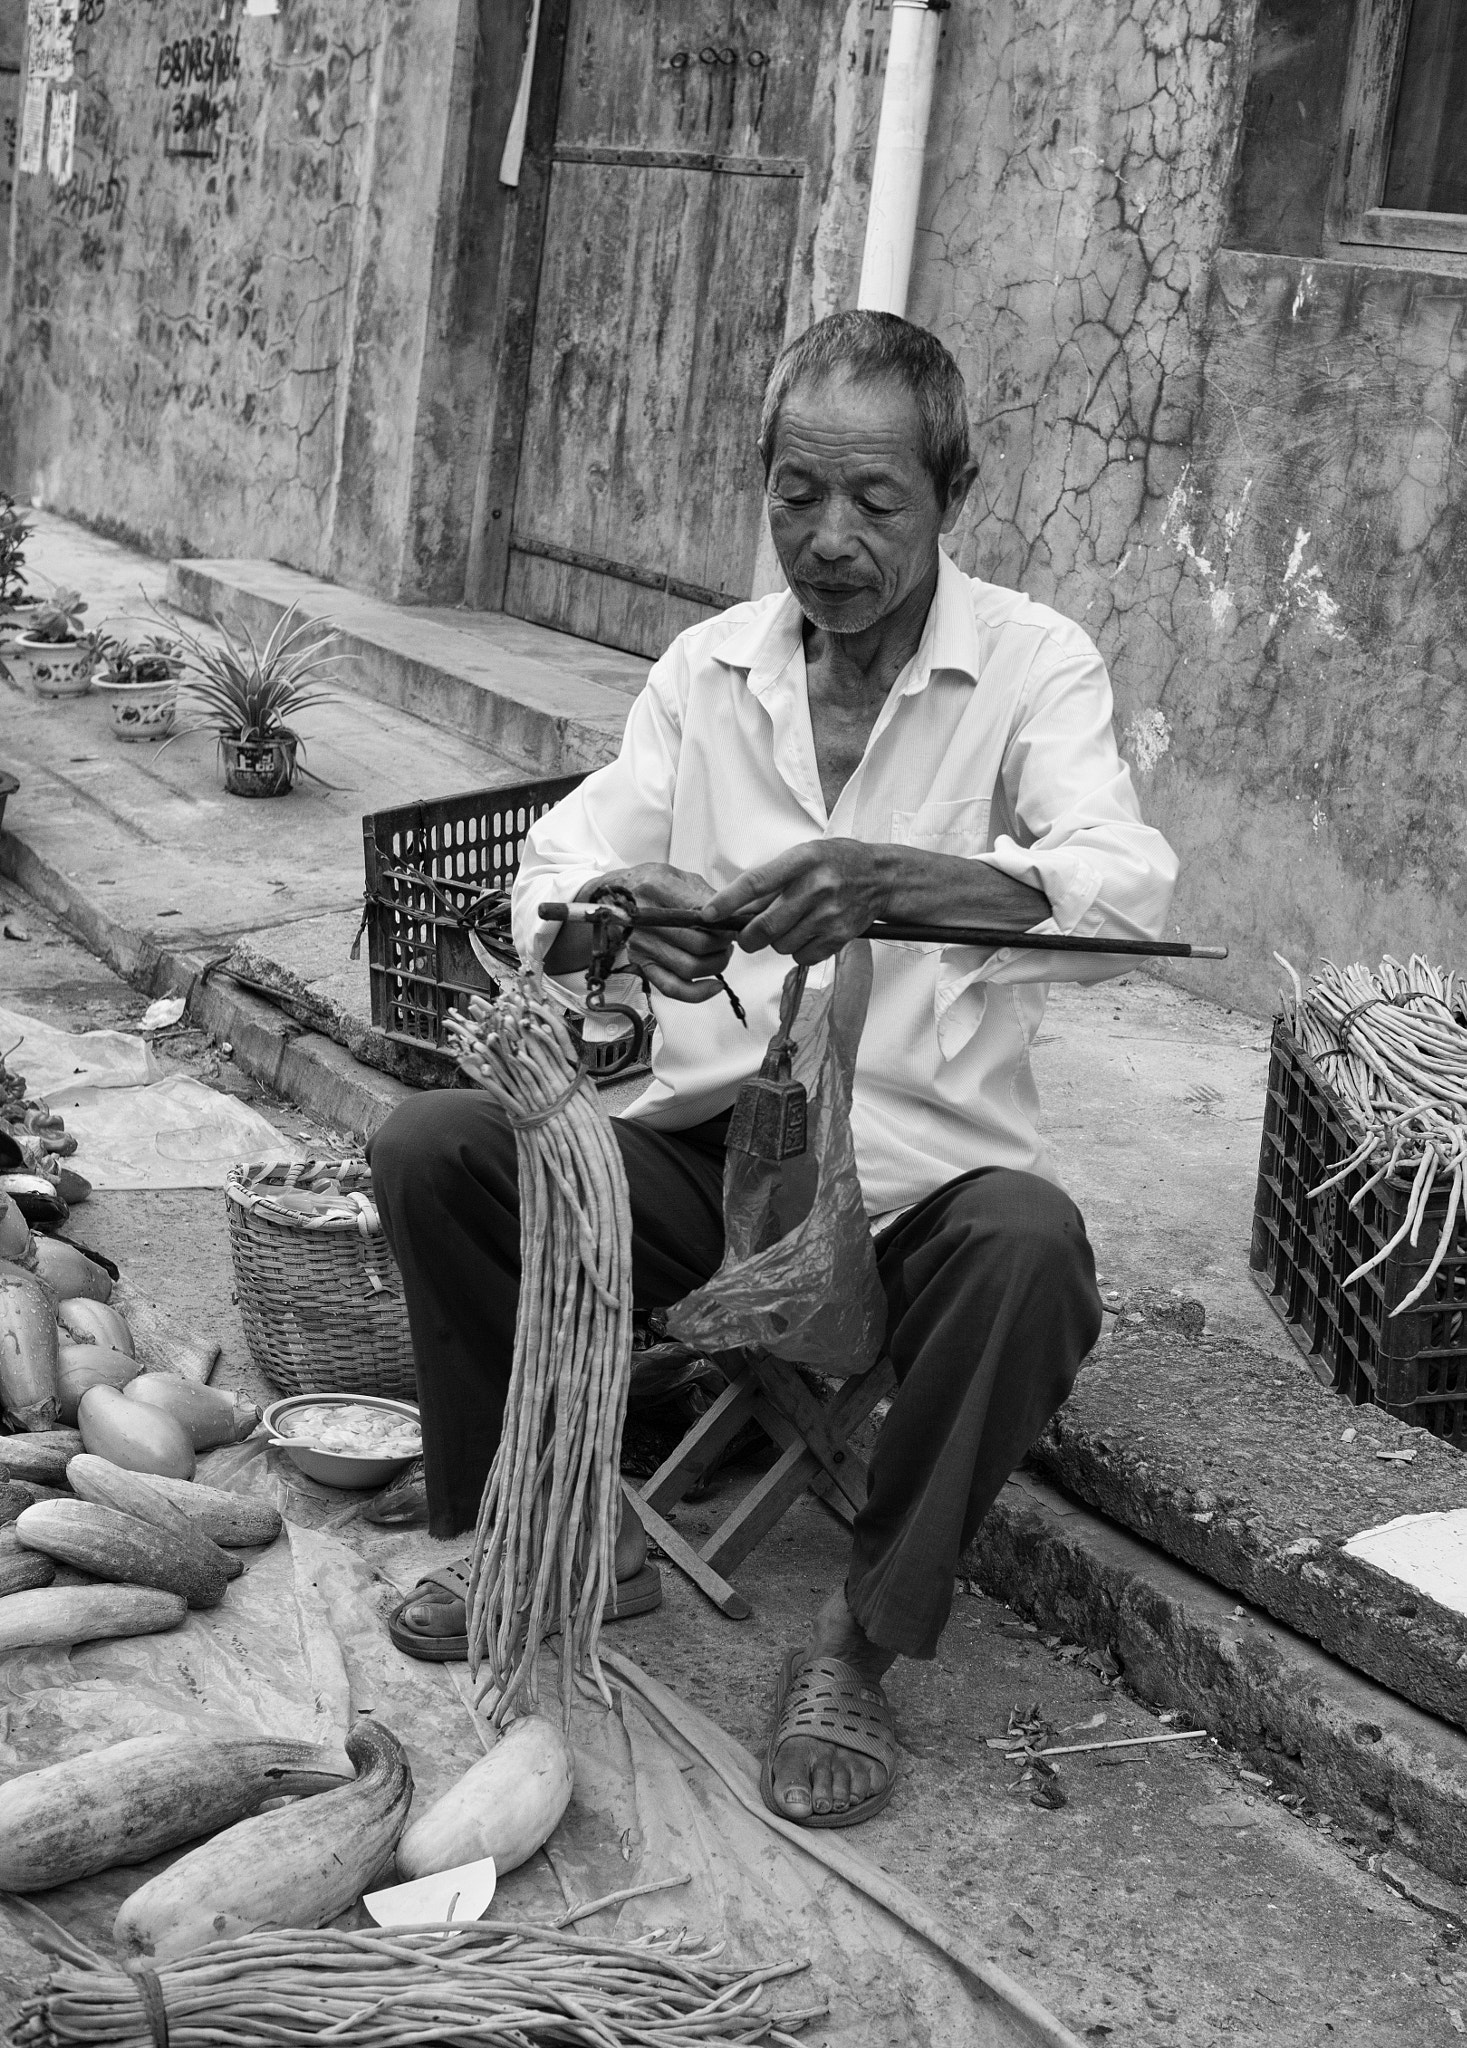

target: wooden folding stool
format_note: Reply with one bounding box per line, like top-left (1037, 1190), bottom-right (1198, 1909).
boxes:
top-left (625, 1345), bottom-right (897, 1620)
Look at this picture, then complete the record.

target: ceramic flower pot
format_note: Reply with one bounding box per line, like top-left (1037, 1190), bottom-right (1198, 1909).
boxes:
top-left (221, 733), bottom-right (298, 797)
top-left (94, 675), bottom-right (179, 741)
top-left (0, 599), bottom-right (39, 643)
top-left (7, 636), bottom-right (93, 697)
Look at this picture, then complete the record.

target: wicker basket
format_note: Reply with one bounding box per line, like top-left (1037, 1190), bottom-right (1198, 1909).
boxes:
top-left (225, 1159), bottom-right (417, 1400)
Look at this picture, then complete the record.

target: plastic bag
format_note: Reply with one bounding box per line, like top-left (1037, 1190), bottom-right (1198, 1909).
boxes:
top-left (667, 941), bottom-right (886, 1378)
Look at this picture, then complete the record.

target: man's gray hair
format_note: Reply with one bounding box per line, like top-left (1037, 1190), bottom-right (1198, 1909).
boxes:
top-left (757, 310), bottom-right (972, 500)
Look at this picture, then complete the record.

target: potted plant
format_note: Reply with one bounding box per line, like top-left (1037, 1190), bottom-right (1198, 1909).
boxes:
top-left (0, 499), bottom-right (36, 639)
top-left (165, 603), bottom-right (340, 796)
top-left (91, 631), bottom-right (185, 741)
top-left (6, 589), bottom-right (93, 697)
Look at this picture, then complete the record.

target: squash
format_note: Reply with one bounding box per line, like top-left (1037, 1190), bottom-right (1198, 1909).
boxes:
top-left (14, 1499), bottom-right (228, 1609)
top-left (115, 1719), bottom-right (412, 1961)
top-left (0, 1268), bottom-right (60, 1431)
top-left (0, 1428), bottom-right (84, 1485)
top-left (0, 1732), bottom-right (351, 1892)
top-left (56, 1298), bottom-right (133, 1355)
top-left (0, 1191), bottom-right (31, 1264)
top-left (0, 1582), bottom-right (186, 1654)
top-left (32, 1238), bottom-right (112, 1303)
top-left (0, 1479), bottom-right (32, 1525)
top-left (66, 1454), bottom-right (242, 1583)
top-left (124, 1375), bottom-right (259, 1450)
top-left (395, 1715), bottom-right (573, 1881)
top-left (56, 1342), bottom-right (140, 1424)
top-left (0, 1533), bottom-right (55, 1597)
top-left (132, 1471), bottom-right (282, 1549)
top-left (77, 1383), bottom-right (194, 1479)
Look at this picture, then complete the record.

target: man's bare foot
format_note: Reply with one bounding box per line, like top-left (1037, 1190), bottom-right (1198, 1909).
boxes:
top-left (400, 1498), bottom-right (648, 1638)
top-left (769, 1590), bottom-right (896, 1821)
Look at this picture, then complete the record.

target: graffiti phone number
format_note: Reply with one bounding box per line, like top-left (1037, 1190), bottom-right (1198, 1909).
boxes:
top-left (155, 29), bottom-right (240, 94)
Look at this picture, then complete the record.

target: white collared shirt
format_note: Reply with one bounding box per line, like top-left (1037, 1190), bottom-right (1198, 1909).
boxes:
top-left (513, 551), bottom-right (1178, 1213)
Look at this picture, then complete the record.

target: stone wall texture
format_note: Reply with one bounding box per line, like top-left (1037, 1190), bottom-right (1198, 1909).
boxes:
top-left (910, 0), bottom-right (1467, 1012)
top-left (3, 0), bottom-right (461, 594)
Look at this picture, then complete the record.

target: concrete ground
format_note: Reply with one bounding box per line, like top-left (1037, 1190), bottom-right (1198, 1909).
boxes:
top-left (1, 875), bottom-right (1449, 2048)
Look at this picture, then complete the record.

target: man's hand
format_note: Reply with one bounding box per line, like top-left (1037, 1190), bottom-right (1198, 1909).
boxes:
top-left (593, 864), bottom-right (734, 1004)
top-left (703, 838), bottom-right (1054, 965)
top-left (703, 841), bottom-right (893, 965)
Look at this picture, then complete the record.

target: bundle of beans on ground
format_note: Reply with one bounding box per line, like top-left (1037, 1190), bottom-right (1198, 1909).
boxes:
top-left (8, 1915), bottom-right (823, 2048)
top-left (1279, 953), bottom-right (1467, 1313)
top-left (445, 977), bottom-right (634, 1729)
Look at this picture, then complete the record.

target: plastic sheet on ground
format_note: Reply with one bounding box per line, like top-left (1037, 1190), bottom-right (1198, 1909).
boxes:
top-left (1344, 1508), bottom-right (1467, 1616)
top-left (0, 1006), bottom-right (162, 1097)
top-left (0, 1444), bottom-right (1078, 2048)
top-left (0, 1002), bottom-right (298, 1188)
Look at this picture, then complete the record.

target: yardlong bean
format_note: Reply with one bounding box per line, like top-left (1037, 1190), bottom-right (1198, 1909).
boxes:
top-left (7, 1916), bottom-right (822, 2048)
top-left (446, 978), bottom-right (635, 1729)
top-left (1278, 954), bottom-right (1467, 1314)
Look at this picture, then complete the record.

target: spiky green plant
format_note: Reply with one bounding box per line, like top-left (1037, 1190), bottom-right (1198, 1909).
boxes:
top-left (164, 603), bottom-right (341, 744)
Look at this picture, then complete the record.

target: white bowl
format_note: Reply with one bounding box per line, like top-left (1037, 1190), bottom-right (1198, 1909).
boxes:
top-left (263, 1393), bottom-right (422, 1490)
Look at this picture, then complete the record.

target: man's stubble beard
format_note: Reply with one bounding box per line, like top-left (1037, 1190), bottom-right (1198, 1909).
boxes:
top-left (794, 588), bottom-right (888, 636)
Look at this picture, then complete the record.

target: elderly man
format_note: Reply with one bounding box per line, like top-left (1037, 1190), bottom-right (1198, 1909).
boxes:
top-left (370, 310), bottom-right (1176, 1829)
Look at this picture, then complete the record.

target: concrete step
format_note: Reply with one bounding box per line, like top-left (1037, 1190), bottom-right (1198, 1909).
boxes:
top-left (971, 1469), bottom-right (1467, 1895)
top-left (1030, 1307), bottom-right (1467, 1734)
top-left (166, 559), bottom-right (648, 775)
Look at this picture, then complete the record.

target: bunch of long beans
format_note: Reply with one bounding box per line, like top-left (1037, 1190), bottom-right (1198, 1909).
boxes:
top-left (8, 1917), bottom-right (822, 2047)
top-left (446, 977), bottom-right (634, 1729)
top-left (1278, 954), bottom-right (1467, 1315)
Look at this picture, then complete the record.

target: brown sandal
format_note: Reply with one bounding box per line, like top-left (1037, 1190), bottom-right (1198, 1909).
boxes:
top-left (760, 1646), bottom-right (900, 1829)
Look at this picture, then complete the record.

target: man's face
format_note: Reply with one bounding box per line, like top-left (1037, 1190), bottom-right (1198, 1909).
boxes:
top-left (765, 370), bottom-right (964, 636)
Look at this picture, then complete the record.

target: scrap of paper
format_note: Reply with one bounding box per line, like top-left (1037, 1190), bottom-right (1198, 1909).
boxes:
top-left (17, 77), bottom-right (46, 175)
top-left (45, 81), bottom-right (76, 183)
top-left (25, 0), bottom-right (77, 83)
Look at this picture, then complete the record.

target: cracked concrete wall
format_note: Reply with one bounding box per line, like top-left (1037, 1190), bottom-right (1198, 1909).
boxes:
top-left (907, 0), bottom-right (1467, 1013)
top-left (2, 0), bottom-right (461, 593)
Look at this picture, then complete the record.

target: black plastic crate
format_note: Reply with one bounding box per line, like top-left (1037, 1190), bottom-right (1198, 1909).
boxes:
top-left (1250, 1017), bottom-right (1467, 1439)
top-left (362, 776), bottom-right (585, 1058)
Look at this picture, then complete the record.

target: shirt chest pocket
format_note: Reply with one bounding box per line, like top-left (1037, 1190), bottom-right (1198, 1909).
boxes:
top-left (889, 796), bottom-right (993, 857)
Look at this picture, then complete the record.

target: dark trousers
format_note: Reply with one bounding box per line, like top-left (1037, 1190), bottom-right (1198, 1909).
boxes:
top-left (368, 1092), bottom-right (1101, 1660)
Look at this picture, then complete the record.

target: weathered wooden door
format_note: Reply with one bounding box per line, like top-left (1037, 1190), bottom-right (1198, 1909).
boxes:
top-left (504, 1), bottom-right (833, 658)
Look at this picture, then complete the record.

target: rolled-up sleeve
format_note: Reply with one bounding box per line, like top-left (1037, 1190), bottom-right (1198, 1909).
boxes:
top-left (934, 625), bottom-right (1178, 1053)
top-left (511, 647), bottom-right (688, 966)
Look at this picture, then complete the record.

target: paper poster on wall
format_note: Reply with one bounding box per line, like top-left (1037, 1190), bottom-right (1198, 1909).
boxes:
top-left (25, 0), bottom-right (78, 84)
top-left (45, 82), bottom-right (75, 183)
top-left (17, 77), bottom-right (46, 175)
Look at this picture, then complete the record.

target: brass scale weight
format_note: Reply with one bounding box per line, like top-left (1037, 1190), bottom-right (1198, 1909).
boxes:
top-left (540, 896), bottom-right (1228, 1165)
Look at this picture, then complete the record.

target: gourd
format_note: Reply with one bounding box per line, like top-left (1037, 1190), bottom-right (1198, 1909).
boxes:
top-left (56, 1342), bottom-right (140, 1423)
top-left (115, 1720), bottom-right (412, 1961)
top-left (33, 1238), bottom-right (112, 1302)
top-left (124, 1374), bottom-right (259, 1450)
top-left (0, 1191), bottom-right (31, 1264)
top-left (0, 1533), bottom-right (55, 1596)
top-left (66, 1454), bottom-right (242, 1582)
top-left (0, 1583), bottom-right (186, 1653)
top-left (56, 1298), bottom-right (134, 1355)
top-left (77, 1383), bottom-right (195, 1479)
top-left (133, 1471), bottom-right (282, 1548)
top-left (0, 1733), bottom-right (351, 1892)
top-left (15, 1498), bottom-right (228, 1609)
top-left (0, 1429), bottom-right (83, 1485)
top-left (395, 1715), bottom-right (573, 1880)
top-left (0, 1268), bottom-right (60, 1431)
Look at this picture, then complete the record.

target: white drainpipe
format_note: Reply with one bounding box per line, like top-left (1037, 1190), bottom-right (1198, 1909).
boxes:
top-left (856, 0), bottom-right (946, 317)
